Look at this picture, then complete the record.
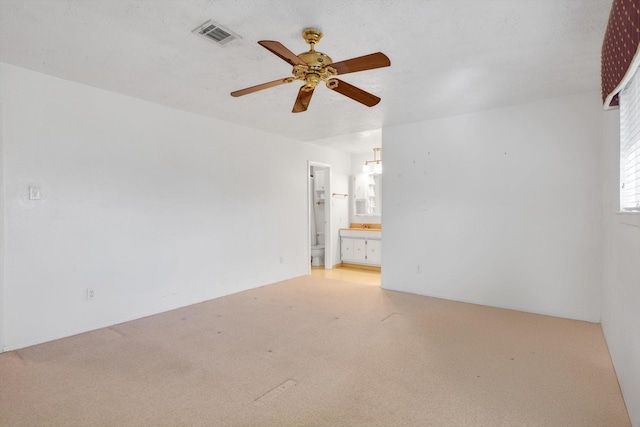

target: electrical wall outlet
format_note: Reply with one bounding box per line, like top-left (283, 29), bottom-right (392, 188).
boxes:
top-left (416, 265), bottom-right (422, 274)
top-left (29, 186), bottom-right (41, 200)
top-left (279, 256), bottom-right (284, 264)
top-left (87, 288), bottom-right (95, 301)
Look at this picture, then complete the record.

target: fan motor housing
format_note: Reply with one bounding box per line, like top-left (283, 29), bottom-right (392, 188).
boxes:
top-left (298, 51), bottom-right (332, 68)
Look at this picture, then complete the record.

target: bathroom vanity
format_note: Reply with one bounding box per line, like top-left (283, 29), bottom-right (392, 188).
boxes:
top-left (339, 225), bottom-right (381, 268)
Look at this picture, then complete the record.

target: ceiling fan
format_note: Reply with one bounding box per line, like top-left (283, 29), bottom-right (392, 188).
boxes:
top-left (230, 29), bottom-right (390, 113)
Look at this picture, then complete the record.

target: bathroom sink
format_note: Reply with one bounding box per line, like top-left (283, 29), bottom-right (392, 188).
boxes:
top-left (342, 227), bottom-right (379, 231)
top-left (340, 229), bottom-right (381, 239)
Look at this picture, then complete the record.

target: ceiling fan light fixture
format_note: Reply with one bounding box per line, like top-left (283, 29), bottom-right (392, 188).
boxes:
top-left (326, 79), bottom-right (339, 89)
top-left (363, 148), bottom-right (382, 175)
top-left (305, 73), bottom-right (321, 88)
top-left (230, 29), bottom-right (390, 112)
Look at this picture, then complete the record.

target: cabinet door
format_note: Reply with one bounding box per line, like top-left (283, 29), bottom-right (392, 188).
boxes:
top-left (354, 174), bottom-right (367, 199)
top-left (353, 239), bottom-right (367, 262)
top-left (366, 239), bottom-right (381, 265)
top-left (341, 237), bottom-right (353, 261)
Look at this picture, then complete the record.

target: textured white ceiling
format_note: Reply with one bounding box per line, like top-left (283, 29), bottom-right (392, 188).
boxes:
top-left (0, 0), bottom-right (611, 148)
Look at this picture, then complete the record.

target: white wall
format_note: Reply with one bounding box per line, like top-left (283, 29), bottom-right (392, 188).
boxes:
top-left (0, 62), bottom-right (350, 351)
top-left (382, 92), bottom-right (603, 322)
top-left (310, 167), bottom-right (327, 242)
top-left (601, 108), bottom-right (640, 427)
top-left (0, 101), bottom-right (5, 351)
top-left (328, 169), bottom-right (351, 267)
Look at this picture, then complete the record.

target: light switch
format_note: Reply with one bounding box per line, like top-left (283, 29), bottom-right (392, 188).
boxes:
top-left (29, 186), bottom-right (41, 200)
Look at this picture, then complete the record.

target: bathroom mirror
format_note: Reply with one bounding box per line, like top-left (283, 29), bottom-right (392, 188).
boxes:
top-left (353, 173), bottom-right (382, 216)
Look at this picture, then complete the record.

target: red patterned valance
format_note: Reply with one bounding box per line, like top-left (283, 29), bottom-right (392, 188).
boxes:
top-left (601, 0), bottom-right (640, 109)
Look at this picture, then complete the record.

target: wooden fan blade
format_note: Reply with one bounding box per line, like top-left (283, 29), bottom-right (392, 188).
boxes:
top-left (328, 79), bottom-right (380, 107)
top-left (330, 52), bottom-right (390, 75)
top-left (258, 40), bottom-right (306, 67)
top-left (231, 78), bottom-right (292, 97)
top-left (292, 86), bottom-right (314, 113)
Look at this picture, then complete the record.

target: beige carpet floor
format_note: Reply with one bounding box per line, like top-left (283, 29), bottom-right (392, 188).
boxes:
top-left (0, 276), bottom-right (631, 426)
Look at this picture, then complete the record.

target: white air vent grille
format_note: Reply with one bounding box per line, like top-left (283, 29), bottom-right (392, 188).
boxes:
top-left (193, 20), bottom-right (240, 46)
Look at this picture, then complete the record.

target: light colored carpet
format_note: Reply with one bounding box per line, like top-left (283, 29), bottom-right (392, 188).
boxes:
top-left (0, 276), bottom-right (631, 426)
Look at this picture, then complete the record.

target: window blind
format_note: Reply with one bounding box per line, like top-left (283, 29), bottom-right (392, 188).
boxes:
top-left (620, 64), bottom-right (640, 211)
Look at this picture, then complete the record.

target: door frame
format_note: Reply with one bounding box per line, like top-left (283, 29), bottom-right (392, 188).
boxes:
top-left (0, 101), bottom-right (5, 352)
top-left (307, 161), bottom-right (332, 272)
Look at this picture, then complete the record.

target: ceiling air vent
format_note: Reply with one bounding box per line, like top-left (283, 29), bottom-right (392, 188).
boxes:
top-left (192, 20), bottom-right (241, 46)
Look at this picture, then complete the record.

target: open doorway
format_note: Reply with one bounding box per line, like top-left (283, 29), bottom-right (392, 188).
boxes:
top-left (308, 162), bottom-right (332, 272)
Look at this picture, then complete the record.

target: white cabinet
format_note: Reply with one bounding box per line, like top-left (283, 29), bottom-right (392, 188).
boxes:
top-left (353, 173), bottom-right (381, 216)
top-left (354, 173), bottom-right (367, 199)
top-left (366, 239), bottom-right (381, 264)
top-left (353, 239), bottom-right (366, 262)
top-left (341, 237), bottom-right (353, 260)
top-left (314, 169), bottom-right (326, 192)
top-left (340, 231), bottom-right (382, 267)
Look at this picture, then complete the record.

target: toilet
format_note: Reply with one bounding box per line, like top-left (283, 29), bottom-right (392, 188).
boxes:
top-left (311, 232), bottom-right (325, 266)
